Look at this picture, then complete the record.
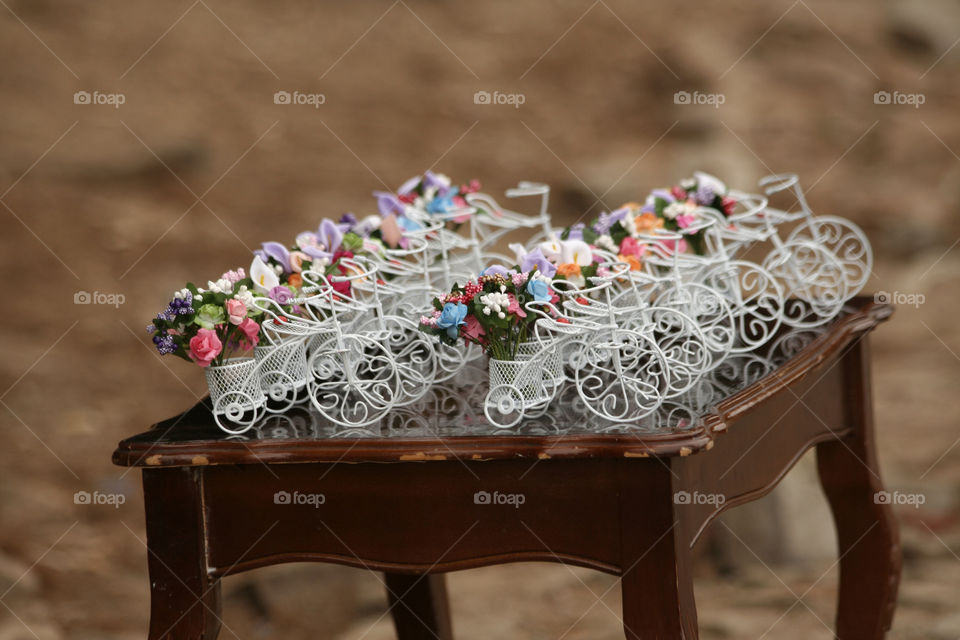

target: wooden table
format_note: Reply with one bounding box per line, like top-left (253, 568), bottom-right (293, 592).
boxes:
top-left (114, 297), bottom-right (900, 639)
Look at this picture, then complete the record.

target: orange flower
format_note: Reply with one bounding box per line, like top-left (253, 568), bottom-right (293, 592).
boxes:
top-left (618, 254), bottom-right (643, 271)
top-left (555, 263), bottom-right (582, 278)
top-left (286, 273), bottom-right (303, 289)
top-left (635, 212), bottom-right (663, 233)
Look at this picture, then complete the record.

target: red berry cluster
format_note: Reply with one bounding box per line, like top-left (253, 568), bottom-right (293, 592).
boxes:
top-left (463, 281), bottom-right (482, 300)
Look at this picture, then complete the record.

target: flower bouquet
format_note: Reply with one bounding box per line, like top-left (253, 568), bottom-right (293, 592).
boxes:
top-left (146, 269), bottom-right (267, 423)
top-left (418, 263), bottom-right (561, 424)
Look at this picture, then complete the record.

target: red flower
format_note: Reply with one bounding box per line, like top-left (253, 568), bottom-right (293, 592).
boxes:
top-left (398, 192), bottom-right (417, 204)
top-left (670, 185), bottom-right (687, 201)
top-left (721, 196), bottom-right (737, 215)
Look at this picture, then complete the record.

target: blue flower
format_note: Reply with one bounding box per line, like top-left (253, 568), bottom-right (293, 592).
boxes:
top-left (436, 302), bottom-right (468, 339)
top-left (526, 278), bottom-right (551, 303)
top-left (427, 194), bottom-right (456, 214)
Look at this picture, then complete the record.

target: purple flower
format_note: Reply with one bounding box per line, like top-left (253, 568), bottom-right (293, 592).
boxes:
top-left (317, 219), bottom-right (343, 254)
top-left (567, 223), bottom-right (585, 241)
top-left (594, 207), bottom-right (630, 234)
top-left (257, 241), bottom-right (291, 273)
top-left (694, 184), bottom-right (715, 206)
top-left (397, 175), bottom-right (422, 196)
top-left (339, 212), bottom-right (357, 227)
top-left (146, 323), bottom-right (156, 333)
top-left (374, 191), bottom-right (406, 216)
top-left (269, 285), bottom-right (293, 305)
top-left (519, 248), bottom-right (557, 278)
top-left (153, 334), bottom-right (177, 355)
top-left (481, 264), bottom-right (515, 278)
top-left (422, 170), bottom-right (448, 192)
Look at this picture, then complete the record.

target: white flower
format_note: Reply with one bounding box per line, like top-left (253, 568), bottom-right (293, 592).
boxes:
top-left (680, 177), bottom-right (696, 190)
top-left (560, 239), bottom-right (593, 266)
top-left (623, 214), bottom-right (638, 237)
top-left (596, 234), bottom-right (617, 253)
top-left (206, 278), bottom-right (233, 294)
top-left (479, 292), bottom-right (511, 317)
top-left (538, 237), bottom-right (563, 262)
top-left (194, 294), bottom-right (203, 303)
top-left (693, 171), bottom-right (727, 195)
top-left (234, 285), bottom-right (255, 307)
top-left (663, 202), bottom-right (689, 220)
top-left (173, 287), bottom-right (190, 300)
top-left (250, 255), bottom-right (280, 294)
top-left (360, 215), bottom-right (381, 232)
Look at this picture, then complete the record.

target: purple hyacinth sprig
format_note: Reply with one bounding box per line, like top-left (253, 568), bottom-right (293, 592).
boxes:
top-left (152, 334), bottom-right (178, 355)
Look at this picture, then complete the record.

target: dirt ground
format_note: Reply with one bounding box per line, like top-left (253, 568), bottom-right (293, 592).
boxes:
top-left (1, 0), bottom-right (959, 638)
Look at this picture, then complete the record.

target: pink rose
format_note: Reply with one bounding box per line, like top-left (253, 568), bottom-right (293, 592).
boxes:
top-left (188, 329), bottom-right (222, 367)
top-left (237, 317), bottom-right (260, 349)
top-left (619, 236), bottom-right (645, 258)
top-left (676, 214), bottom-right (696, 229)
top-left (507, 294), bottom-right (527, 318)
top-left (224, 298), bottom-right (247, 325)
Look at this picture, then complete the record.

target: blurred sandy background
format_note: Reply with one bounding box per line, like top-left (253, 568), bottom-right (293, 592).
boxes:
top-left (1, 0), bottom-right (959, 638)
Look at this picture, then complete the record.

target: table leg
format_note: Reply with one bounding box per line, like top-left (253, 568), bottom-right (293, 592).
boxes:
top-left (384, 573), bottom-right (453, 640)
top-left (619, 463), bottom-right (699, 640)
top-left (816, 340), bottom-right (900, 639)
top-left (143, 468), bottom-right (222, 640)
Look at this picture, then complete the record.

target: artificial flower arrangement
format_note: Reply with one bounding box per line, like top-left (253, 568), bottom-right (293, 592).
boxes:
top-left (146, 268), bottom-right (263, 367)
top-left (417, 259), bottom-right (558, 361)
top-left (251, 218), bottom-right (360, 304)
top-left (373, 170), bottom-right (481, 230)
top-left (558, 172), bottom-right (736, 261)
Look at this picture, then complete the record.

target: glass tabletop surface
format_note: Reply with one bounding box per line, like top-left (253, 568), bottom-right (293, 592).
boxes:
top-left (133, 326), bottom-right (828, 445)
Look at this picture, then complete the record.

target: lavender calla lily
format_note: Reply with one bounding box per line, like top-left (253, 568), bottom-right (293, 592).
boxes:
top-left (374, 191), bottom-right (405, 216)
top-left (317, 219), bottom-right (343, 254)
top-left (260, 241), bottom-right (291, 273)
top-left (519, 247), bottom-right (557, 278)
